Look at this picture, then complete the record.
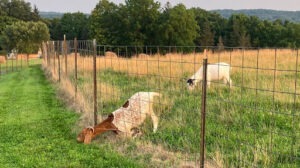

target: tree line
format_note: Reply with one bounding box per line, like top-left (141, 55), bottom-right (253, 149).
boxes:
top-left (47, 0), bottom-right (300, 48)
top-left (1, 0), bottom-right (300, 55)
top-left (0, 0), bottom-right (49, 54)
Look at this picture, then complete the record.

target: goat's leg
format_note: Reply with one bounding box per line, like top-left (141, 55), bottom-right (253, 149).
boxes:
top-left (229, 79), bottom-right (232, 88)
top-left (131, 127), bottom-right (142, 138)
top-left (150, 113), bottom-right (159, 133)
top-left (223, 77), bottom-right (227, 84)
top-left (84, 131), bottom-right (93, 144)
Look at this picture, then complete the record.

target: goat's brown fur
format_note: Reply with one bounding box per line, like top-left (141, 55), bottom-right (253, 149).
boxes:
top-left (77, 114), bottom-right (119, 144)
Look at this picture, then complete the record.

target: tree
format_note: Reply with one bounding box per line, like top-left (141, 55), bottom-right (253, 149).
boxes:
top-left (0, 0), bottom-right (9, 16)
top-left (0, 0), bottom-right (41, 21)
top-left (89, 0), bottom-right (119, 44)
top-left (198, 20), bottom-right (214, 46)
top-left (225, 14), bottom-right (251, 47)
top-left (46, 18), bottom-right (63, 40)
top-left (190, 8), bottom-right (226, 46)
top-left (158, 4), bottom-right (199, 46)
top-left (1, 21), bottom-right (50, 56)
top-left (60, 12), bottom-right (89, 40)
top-left (90, 0), bottom-right (161, 45)
top-left (217, 36), bottom-right (224, 50)
top-left (124, 0), bottom-right (160, 45)
top-left (32, 5), bottom-right (41, 21)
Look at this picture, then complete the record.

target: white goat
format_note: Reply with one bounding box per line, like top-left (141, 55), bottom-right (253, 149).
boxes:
top-left (77, 92), bottom-right (161, 144)
top-left (187, 62), bottom-right (232, 90)
top-left (112, 92), bottom-right (161, 134)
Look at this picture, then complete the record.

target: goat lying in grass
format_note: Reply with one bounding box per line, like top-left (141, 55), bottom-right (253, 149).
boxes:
top-left (77, 92), bottom-right (161, 144)
top-left (187, 62), bottom-right (232, 90)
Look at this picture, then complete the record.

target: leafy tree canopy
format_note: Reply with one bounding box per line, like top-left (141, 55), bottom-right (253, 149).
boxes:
top-left (0, 21), bottom-right (50, 53)
top-left (0, 0), bottom-right (40, 21)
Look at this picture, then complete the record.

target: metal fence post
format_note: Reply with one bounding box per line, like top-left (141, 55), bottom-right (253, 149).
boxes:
top-left (58, 41), bottom-right (61, 82)
top-left (16, 54), bottom-right (18, 71)
top-left (6, 55), bottom-right (8, 73)
top-left (20, 52), bottom-right (23, 69)
top-left (12, 53), bottom-right (14, 72)
top-left (26, 53), bottom-right (29, 67)
top-left (53, 41), bottom-right (56, 73)
top-left (200, 58), bottom-right (208, 168)
top-left (43, 41), bottom-right (46, 64)
top-left (46, 41), bottom-right (49, 66)
top-left (93, 39), bottom-right (98, 126)
top-left (64, 35), bottom-right (68, 76)
top-left (74, 38), bottom-right (78, 99)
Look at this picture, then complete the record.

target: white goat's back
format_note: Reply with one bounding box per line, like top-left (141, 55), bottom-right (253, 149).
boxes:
top-left (112, 92), bottom-right (160, 133)
top-left (187, 62), bottom-right (232, 90)
top-left (207, 62), bottom-right (231, 80)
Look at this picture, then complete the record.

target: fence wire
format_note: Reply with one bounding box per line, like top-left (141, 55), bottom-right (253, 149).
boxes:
top-left (42, 39), bottom-right (299, 168)
top-left (0, 53), bottom-right (41, 77)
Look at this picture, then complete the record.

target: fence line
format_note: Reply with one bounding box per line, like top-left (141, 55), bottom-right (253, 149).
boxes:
top-left (42, 39), bottom-right (299, 168)
top-left (0, 54), bottom-right (40, 78)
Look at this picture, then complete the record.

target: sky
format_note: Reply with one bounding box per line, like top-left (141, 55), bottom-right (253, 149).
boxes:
top-left (25, 0), bottom-right (300, 13)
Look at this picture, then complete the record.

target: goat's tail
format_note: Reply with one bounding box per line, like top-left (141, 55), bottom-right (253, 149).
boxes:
top-left (147, 92), bottom-right (162, 102)
top-left (149, 92), bottom-right (162, 98)
top-left (137, 92), bottom-right (162, 102)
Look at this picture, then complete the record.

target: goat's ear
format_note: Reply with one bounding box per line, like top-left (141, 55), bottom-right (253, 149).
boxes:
top-left (107, 113), bottom-right (114, 122)
top-left (83, 130), bottom-right (93, 144)
top-left (122, 100), bottom-right (129, 108)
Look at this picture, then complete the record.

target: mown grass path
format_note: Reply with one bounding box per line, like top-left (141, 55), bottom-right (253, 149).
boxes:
top-left (0, 65), bottom-right (141, 168)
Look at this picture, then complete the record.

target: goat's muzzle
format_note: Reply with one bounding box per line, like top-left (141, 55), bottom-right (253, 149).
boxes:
top-left (77, 127), bottom-right (94, 143)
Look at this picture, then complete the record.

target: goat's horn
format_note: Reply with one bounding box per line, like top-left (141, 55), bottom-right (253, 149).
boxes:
top-left (87, 126), bottom-right (95, 133)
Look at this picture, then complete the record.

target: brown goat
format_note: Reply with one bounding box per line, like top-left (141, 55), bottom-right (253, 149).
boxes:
top-left (77, 92), bottom-right (161, 144)
top-left (77, 114), bottom-right (119, 144)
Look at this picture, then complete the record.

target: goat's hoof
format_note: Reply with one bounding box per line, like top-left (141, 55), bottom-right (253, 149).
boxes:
top-left (131, 127), bottom-right (142, 138)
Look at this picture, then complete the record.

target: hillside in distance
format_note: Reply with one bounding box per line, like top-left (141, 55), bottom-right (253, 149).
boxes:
top-left (211, 9), bottom-right (300, 22)
top-left (40, 11), bottom-right (64, 19)
top-left (40, 9), bottom-right (300, 23)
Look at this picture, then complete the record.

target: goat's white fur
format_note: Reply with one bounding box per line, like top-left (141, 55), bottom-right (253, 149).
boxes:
top-left (112, 92), bottom-right (161, 136)
top-left (187, 62), bottom-right (232, 90)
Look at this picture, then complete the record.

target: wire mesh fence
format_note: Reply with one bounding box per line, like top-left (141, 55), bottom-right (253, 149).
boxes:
top-left (42, 39), bottom-right (299, 168)
top-left (0, 53), bottom-right (41, 77)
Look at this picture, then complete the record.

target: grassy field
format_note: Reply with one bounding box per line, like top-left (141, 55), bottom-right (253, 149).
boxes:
top-left (44, 48), bottom-right (300, 167)
top-left (0, 65), bottom-right (143, 167)
top-left (0, 58), bottom-right (41, 75)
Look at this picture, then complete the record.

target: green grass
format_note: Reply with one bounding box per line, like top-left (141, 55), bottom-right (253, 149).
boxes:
top-left (0, 59), bottom-right (41, 75)
top-left (93, 68), bottom-right (300, 168)
top-left (0, 65), bottom-right (142, 167)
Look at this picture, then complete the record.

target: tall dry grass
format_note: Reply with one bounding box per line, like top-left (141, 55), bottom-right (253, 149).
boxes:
top-left (43, 55), bottom-right (122, 126)
top-left (58, 49), bottom-right (299, 102)
top-left (59, 49), bottom-right (298, 76)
